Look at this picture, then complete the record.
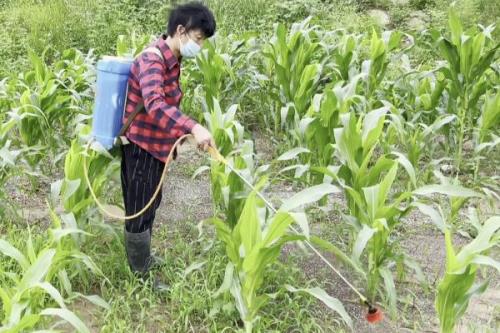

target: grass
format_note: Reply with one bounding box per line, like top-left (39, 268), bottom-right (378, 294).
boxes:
top-left (0, 205), bottom-right (342, 332)
top-left (18, 218), bottom-right (339, 332)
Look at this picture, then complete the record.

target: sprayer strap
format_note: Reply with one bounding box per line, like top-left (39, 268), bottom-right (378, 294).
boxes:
top-left (116, 47), bottom-right (164, 145)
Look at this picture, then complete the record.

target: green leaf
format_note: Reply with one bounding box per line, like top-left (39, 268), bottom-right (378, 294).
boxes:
top-left (238, 192), bottom-right (262, 255)
top-left (285, 285), bottom-right (352, 328)
top-left (20, 249), bottom-right (56, 290)
top-left (352, 225), bottom-right (376, 262)
top-left (280, 183), bottom-right (340, 212)
top-left (413, 202), bottom-right (446, 232)
top-left (40, 308), bottom-right (90, 333)
top-left (33, 282), bottom-right (66, 309)
top-left (213, 262), bottom-right (235, 298)
top-left (379, 267), bottom-right (397, 315)
top-left (0, 239), bottom-right (29, 270)
top-left (290, 212), bottom-right (309, 239)
top-left (448, 7), bottom-right (463, 47)
top-left (277, 147), bottom-right (311, 161)
top-left (471, 255), bottom-right (500, 273)
top-left (184, 261), bottom-right (207, 277)
top-left (413, 184), bottom-right (482, 198)
top-left (455, 216), bottom-right (500, 267)
top-left (76, 294), bottom-right (110, 310)
top-left (362, 107), bottom-right (388, 150)
top-left (392, 152), bottom-right (416, 188)
top-left (50, 228), bottom-right (91, 243)
top-left (263, 212), bottom-right (294, 246)
top-left (310, 236), bottom-right (365, 277)
top-left (363, 185), bottom-right (380, 221)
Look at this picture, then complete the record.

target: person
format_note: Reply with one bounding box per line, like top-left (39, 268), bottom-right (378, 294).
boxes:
top-left (120, 2), bottom-right (216, 289)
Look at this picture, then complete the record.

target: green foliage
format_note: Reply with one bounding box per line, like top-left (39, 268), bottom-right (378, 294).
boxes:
top-left (315, 109), bottom-right (418, 312)
top-left (2, 48), bottom-right (94, 170)
top-left (206, 184), bottom-right (351, 332)
top-left (430, 6), bottom-right (499, 171)
top-left (0, 210), bottom-right (105, 332)
top-left (436, 216), bottom-right (499, 333)
top-left (57, 136), bottom-right (118, 222)
top-left (262, 18), bottom-right (324, 132)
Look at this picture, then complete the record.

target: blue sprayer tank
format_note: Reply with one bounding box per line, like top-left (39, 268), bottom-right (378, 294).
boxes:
top-left (92, 56), bottom-right (133, 149)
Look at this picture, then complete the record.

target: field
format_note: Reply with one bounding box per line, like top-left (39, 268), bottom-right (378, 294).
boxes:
top-left (0, 0), bottom-right (499, 332)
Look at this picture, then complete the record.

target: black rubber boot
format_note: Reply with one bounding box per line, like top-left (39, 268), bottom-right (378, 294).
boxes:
top-left (124, 228), bottom-right (168, 292)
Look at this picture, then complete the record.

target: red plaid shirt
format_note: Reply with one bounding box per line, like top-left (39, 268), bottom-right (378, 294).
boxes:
top-left (123, 35), bottom-right (197, 162)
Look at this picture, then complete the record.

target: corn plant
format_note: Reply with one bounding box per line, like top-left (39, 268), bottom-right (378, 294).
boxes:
top-left (391, 71), bottom-right (447, 126)
top-left (387, 113), bottom-right (457, 183)
top-left (313, 109), bottom-right (421, 313)
top-left (361, 30), bottom-right (404, 101)
top-left (205, 182), bottom-right (351, 332)
top-left (326, 32), bottom-right (363, 82)
top-left (472, 91), bottom-right (500, 182)
top-left (262, 17), bottom-right (324, 133)
top-left (430, 6), bottom-right (499, 172)
top-left (277, 74), bottom-right (366, 188)
top-left (194, 97), bottom-right (255, 226)
top-left (0, 208), bottom-right (105, 332)
top-left (436, 215), bottom-right (499, 333)
top-left (193, 41), bottom-right (236, 113)
top-left (415, 192), bottom-right (499, 333)
top-left (57, 133), bottom-right (119, 223)
top-left (3, 48), bottom-right (94, 170)
top-left (116, 31), bottom-right (154, 58)
top-left (186, 34), bottom-right (257, 123)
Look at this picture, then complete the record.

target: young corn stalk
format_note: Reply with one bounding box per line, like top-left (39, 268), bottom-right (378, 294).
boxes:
top-left (262, 17), bottom-right (324, 134)
top-left (436, 215), bottom-right (499, 333)
top-left (386, 113), bottom-right (457, 184)
top-left (472, 91), bottom-right (500, 183)
top-left (193, 40), bottom-right (236, 113)
top-left (429, 6), bottom-right (499, 173)
top-left (276, 74), bottom-right (365, 189)
top-left (58, 131), bottom-right (118, 223)
top-left (205, 182), bottom-right (352, 332)
top-left (414, 192), bottom-right (499, 333)
top-left (0, 208), bottom-right (106, 332)
top-left (315, 109), bottom-right (420, 314)
top-left (4, 49), bottom-right (94, 171)
top-left (362, 30), bottom-right (404, 101)
top-left (195, 97), bottom-right (257, 227)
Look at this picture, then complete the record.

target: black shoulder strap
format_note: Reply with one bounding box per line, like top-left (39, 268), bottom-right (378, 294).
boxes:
top-left (117, 47), bottom-right (164, 139)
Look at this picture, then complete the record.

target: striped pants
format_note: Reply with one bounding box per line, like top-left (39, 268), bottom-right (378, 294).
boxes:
top-left (121, 142), bottom-right (164, 233)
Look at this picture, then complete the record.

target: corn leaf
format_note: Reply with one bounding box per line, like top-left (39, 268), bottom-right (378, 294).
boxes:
top-left (40, 308), bottom-right (90, 333)
top-left (285, 285), bottom-right (352, 329)
top-left (413, 184), bottom-right (482, 198)
top-left (0, 240), bottom-right (29, 270)
top-left (280, 183), bottom-right (340, 212)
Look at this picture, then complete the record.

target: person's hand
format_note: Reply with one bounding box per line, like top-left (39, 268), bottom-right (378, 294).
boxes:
top-left (191, 124), bottom-right (215, 152)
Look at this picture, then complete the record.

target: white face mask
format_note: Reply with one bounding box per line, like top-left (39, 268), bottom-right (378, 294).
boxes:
top-left (179, 35), bottom-right (201, 58)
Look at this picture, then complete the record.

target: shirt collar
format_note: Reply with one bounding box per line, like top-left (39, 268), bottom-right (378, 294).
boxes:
top-left (156, 34), bottom-right (180, 70)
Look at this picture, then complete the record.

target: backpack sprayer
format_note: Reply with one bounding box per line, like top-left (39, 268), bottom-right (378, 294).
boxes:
top-left (85, 50), bottom-right (383, 324)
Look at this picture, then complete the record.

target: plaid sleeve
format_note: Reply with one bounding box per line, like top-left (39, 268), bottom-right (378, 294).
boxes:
top-left (137, 53), bottom-right (197, 134)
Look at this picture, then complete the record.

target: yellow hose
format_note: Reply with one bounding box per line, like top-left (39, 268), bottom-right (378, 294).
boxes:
top-left (83, 134), bottom-right (222, 220)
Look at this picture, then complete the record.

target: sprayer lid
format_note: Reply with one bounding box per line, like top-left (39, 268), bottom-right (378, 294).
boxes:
top-left (97, 56), bottom-right (134, 75)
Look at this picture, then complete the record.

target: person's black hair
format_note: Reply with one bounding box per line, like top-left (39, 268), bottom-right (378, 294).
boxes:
top-left (167, 2), bottom-right (216, 38)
